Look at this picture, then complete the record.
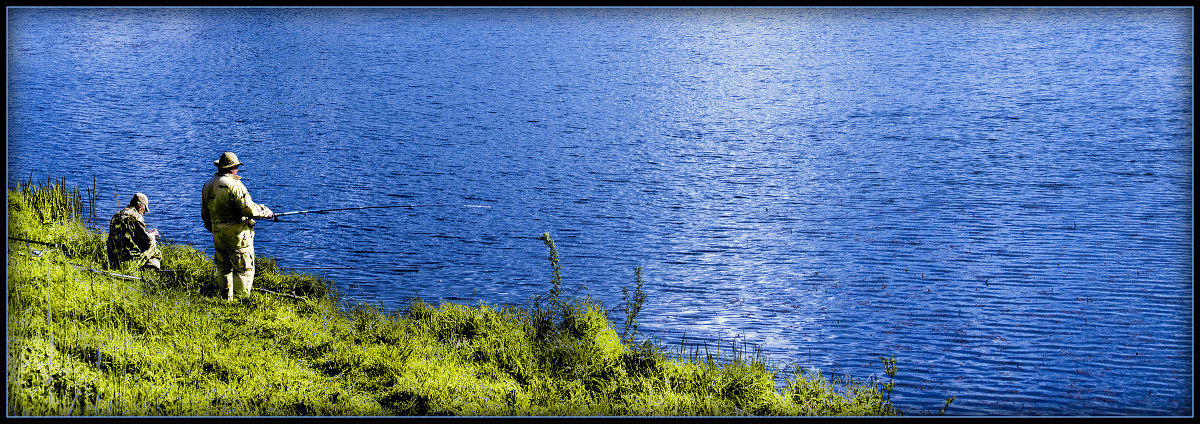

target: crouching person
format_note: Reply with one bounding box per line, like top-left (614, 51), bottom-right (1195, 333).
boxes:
top-left (106, 192), bottom-right (162, 270)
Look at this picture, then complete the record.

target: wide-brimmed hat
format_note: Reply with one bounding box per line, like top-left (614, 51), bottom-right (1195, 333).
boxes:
top-left (214, 152), bottom-right (244, 170)
top-left (129, 192), bottom-right (149, 213)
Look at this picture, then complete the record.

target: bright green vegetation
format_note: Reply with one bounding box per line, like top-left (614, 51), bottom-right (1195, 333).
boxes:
top-left (7, 180), bottom-right (903, 416)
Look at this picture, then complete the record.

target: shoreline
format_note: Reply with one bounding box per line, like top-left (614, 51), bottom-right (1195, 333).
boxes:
top-left (6, 180), bottom-right (905, 416)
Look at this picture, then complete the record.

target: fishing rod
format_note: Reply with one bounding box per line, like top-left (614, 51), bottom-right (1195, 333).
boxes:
top-left (69, 263), bottom-right (146, 281)
top-left (67, 263), bottom-right (306, 300)
top-left (273, 204), bottom-right (491, 218)
top-left (8, 237), bottom-right (60, 248)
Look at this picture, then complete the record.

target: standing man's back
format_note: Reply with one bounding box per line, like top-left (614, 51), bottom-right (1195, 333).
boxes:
top-left (202, 152), bottom-right (275, 300)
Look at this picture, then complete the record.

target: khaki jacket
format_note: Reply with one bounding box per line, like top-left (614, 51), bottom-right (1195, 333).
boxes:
top-left (202, 172), bottom-right (274, 250)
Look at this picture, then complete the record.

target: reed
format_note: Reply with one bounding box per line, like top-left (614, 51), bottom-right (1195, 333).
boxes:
top-left (12, 175), bottom-right (82, 223)
top-left (7, 179), bottom-right (903, 416)
top-left (619, 266), bottom-right (647, 341)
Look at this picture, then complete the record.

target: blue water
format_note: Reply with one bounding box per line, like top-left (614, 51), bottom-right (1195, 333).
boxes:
top-left (6, 7), bottom-right (1193, 416)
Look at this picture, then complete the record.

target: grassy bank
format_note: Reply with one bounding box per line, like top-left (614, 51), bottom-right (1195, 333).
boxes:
top-left (7, 180), bottom-right (902, 416)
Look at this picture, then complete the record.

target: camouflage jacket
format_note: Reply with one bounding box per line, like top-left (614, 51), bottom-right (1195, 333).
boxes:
top-left (202, 172), bottom-right (274, 250)
top-left (106, 206), bottom-right (155, 267)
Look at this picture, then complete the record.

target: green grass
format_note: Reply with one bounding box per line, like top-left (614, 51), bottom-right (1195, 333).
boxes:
top-left (7, 180), bottom-right (902, 416)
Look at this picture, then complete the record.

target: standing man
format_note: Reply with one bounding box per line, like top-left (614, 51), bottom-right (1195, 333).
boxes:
top-left (106, 192), bottom-right (162, 270)
top-left (202, 152), bottom-right (276, 300)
